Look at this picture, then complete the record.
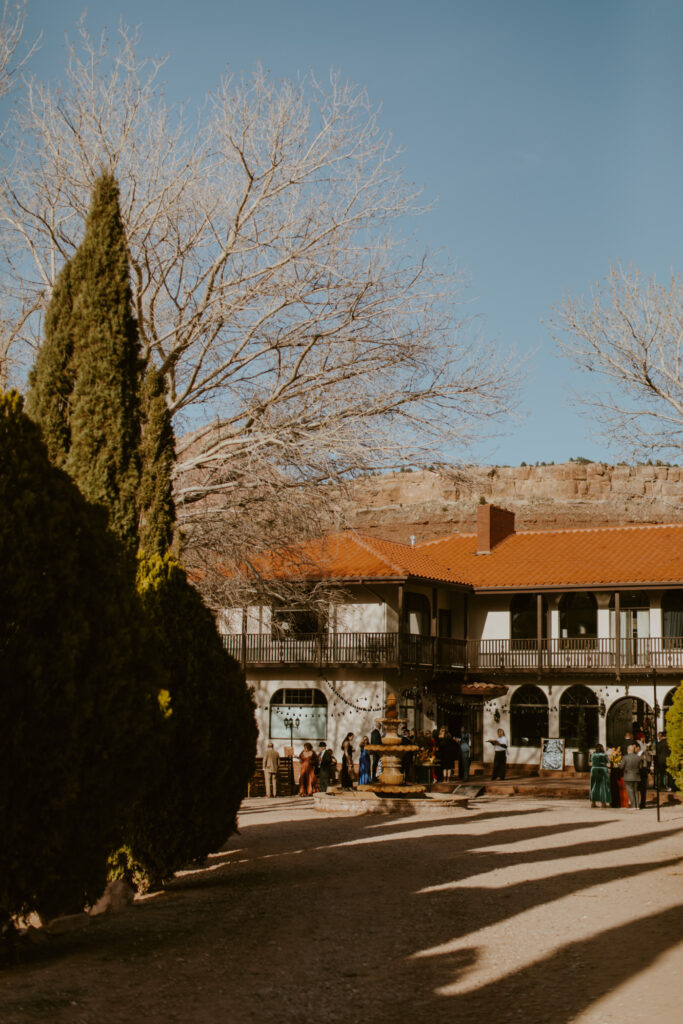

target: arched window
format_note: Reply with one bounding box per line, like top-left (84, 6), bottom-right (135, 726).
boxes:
top-left (269, 688), bottom-right (328, 741)
top-left (559, 593), bottom-right (597, 646)
top-left (559, 685), bottom-right (599, 747)
top-left (662, 591), bottom-right (683, 646)
top-left (510, 685), bottom-right (548, 747)
top-left (405, 592), bottom-right (431, 636)
top-left (510, 595), bottom-right (547, 648)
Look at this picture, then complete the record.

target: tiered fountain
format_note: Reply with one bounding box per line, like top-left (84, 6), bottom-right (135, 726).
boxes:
top-left (313, 692), bottom-right (469, 814)
top-left (361, 692), bottom-right (425, 795)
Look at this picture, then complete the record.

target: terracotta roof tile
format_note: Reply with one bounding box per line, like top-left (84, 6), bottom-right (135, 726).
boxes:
top-left (253, 531), bottom-right (470, 585)
top-left (418, 523), bottom-right (683, 589)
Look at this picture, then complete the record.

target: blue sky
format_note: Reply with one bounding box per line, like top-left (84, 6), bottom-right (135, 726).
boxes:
top-left (19, 0), bottom-right (683, 465)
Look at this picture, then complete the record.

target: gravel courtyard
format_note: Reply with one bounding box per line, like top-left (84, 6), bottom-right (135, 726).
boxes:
top-left (1, 796), bottom-right (681, 1024)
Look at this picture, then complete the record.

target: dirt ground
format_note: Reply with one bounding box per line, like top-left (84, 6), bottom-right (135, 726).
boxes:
top-left (0, 795), bottom-right (682, 1024)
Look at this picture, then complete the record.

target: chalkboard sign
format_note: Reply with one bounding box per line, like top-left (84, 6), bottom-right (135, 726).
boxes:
top-left (540, 738), bottom-right (565, 771)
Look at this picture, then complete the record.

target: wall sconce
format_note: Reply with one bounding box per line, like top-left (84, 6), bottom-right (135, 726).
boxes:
top-left (493, 709), bottom-right (501, 723)
top-left (599, 699), bottom-right (606, 718)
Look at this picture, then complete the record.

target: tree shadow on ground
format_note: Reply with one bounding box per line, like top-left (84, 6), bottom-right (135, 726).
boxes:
top-left (1, 804), bottom-right (681, 1024)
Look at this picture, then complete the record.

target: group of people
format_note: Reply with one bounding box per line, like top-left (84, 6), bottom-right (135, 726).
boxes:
top-left (416, 726), bottom-right (473, 781)
top-left (261, 740), bottom-right (336, 797)
top-left (589, 729), bottom-right (673, 810)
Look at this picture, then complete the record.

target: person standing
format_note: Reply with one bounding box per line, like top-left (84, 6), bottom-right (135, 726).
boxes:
top-left (489, 728), bottom-right (508, 780)
top-left (589, 744), bottom-right (611, 807)
top-left (459, 726), bottom-right (471, 780)
top-left (298, 743), bottom-right (318, 796)
top-left (340, 732), bottom-right (355, 790)
top-left (358, 738), bottom-right (372, 785)
top-left (370, 723), bottom-right (382, 781)
top-left (655, 732), bottom-right (672, 791)
top-left (263, 742), bottom-right (280, 798)
top-left (638, 742), bottom-right (652, 809)
top-left (621, 744), bottom-right (643, 810)
top-left (318, 742), bottom-right (334, 792)
top-left (440, 731), bottom-right (457, 782)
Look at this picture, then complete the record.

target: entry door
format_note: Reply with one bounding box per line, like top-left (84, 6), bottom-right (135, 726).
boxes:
top-left (611, 608), bottom-right (650, 665)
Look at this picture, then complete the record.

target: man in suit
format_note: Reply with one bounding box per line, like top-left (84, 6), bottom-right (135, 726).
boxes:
top-left (655, 732), bottom-right (672, 791)
top-left (318, 741), bottom-right (334, 792)
top-left (370, 725), bottom-right (382, 781)
top-left (263, 742), bottom-right (280, 798)
top-left (621, 744), bottom-right (643, 810)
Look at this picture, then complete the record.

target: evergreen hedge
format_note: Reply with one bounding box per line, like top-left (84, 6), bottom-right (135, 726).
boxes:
top-left (118, 555), bottom-right (256, 889)
top-left (665, 682), bottom-right (683, 790)
top-left (0, 392), bottom-right (158, 922)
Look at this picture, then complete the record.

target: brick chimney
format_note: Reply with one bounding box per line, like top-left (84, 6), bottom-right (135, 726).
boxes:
top-left (477, 503), bottom-right (515, 553)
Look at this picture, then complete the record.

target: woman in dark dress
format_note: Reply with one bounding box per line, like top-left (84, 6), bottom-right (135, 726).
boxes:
top-left (440, 731), bottom-right (457, 782)
top-left (340, 732), bottom-right (355, 790)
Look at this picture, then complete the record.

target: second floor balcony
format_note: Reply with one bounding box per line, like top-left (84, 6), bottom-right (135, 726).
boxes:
top-left (221, 632), bottom-right (683, 675)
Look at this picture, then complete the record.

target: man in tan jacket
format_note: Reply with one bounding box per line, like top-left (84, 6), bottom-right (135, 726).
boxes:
top-left (263, 742), bottom-right (280, 797)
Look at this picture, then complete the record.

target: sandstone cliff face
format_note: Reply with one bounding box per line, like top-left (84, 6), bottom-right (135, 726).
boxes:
top-left (347, 463), bottom-right (683, 543)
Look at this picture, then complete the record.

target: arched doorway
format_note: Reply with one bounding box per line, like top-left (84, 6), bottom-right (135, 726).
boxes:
top-left (559, 685), bottom-right (599, 746)
top-left (510, 684), bottom-right (548, 746)
top-left (606, 696), bottom-right (653, 748)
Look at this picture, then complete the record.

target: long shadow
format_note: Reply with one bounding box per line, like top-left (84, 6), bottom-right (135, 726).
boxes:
top-left (2, 804), bottom-right (681, 1024)
top-left (426, 903), bottom-right (683, 1024)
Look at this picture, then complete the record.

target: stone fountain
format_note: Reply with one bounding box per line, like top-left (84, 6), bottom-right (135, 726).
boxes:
top-left (361, 692), bottom-right (425, 795)
top-left (313, 691), bottom-right (469, 814)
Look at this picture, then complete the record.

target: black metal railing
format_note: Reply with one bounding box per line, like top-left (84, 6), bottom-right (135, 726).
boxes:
top-left (222, 632), bottom-right (683, 672)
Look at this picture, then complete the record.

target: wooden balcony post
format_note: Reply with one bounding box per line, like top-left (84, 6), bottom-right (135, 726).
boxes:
top-left (614, 590), bottom-right (621, 679)
top-left (241, 606), bottom-right (247, 673)
top-left (463, 592), bottom-right (469, 673)
top-left (397, 583), bottom-right (404, 677)
top-left (432, 586), bottom-right (438, 669)
top-left (537, 593), bottom-right (543, 676)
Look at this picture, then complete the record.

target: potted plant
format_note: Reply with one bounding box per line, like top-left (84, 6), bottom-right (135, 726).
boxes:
top-left (572, 707), bottom-right (590, 772)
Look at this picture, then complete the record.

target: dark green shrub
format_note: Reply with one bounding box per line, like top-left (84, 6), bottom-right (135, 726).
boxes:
top-left (0, 391), bottom-right (157, 923)
top-left (119, 555), bottom-right (256, 889)
top-left (665, 681), bottom-right (683, 790)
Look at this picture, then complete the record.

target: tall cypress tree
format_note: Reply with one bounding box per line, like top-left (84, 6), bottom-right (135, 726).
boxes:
top-left (65, 174), bottom-right (142, 552)
top-left (138, 365), bottom-right (176, 559)
top-left (25, 261), bottom-right (76, 469)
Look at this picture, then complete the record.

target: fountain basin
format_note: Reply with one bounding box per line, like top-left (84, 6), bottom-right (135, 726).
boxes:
top-left (313, 790), bottom-right (469, 815)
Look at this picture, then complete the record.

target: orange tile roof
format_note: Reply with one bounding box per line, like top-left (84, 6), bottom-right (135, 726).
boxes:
top-left (251, 531), bottom-right (470, 585)
top-left (418, 523), bottom-right (683, 590)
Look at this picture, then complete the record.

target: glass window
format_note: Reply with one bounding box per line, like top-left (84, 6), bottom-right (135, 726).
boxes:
top-left (269, 688), bottom-right (328, 740)
top-left (510, 594), bottom-right (547, 647)
top-left (271, 605), bottom-right (323, 637)
top-left (559, 593), bottom-right (597, 644)
top-left (405, 592), bottom-right (431, 636)
top-left (662, 592), bottom-right (683, 644)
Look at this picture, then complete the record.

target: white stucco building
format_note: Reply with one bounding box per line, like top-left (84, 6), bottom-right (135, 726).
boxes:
top-left (221, 505), bottom-right (683, 769)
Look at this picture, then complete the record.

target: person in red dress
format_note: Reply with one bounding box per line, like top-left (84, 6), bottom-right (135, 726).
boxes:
top-left (298, 743), bottom-right (318, 796)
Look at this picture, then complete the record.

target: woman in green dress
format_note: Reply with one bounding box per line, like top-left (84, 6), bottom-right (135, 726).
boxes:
top-left (590, 744), bottom-right (611, 807)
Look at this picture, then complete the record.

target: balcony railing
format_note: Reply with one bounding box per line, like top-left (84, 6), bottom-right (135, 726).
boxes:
top-left (222, 632), bottom-right (683, 673)
top-left (222, 632), bottom-right (466, 669)
top-left (468, 637), bottom-right (683, 672)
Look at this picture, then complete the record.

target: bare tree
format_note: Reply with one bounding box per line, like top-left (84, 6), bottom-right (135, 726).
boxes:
top-left (551, 265), bottom-right (683, 460)
top-left (0, 0), bottom-right (36, 387)
top-left (0, 21), bottom-right (520, 604)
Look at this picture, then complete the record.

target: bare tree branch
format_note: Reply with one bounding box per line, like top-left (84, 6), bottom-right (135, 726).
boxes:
top-left (0, 21), bottom-right (521, 604)
top-left (551, 265), bottom-right (683, 459)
